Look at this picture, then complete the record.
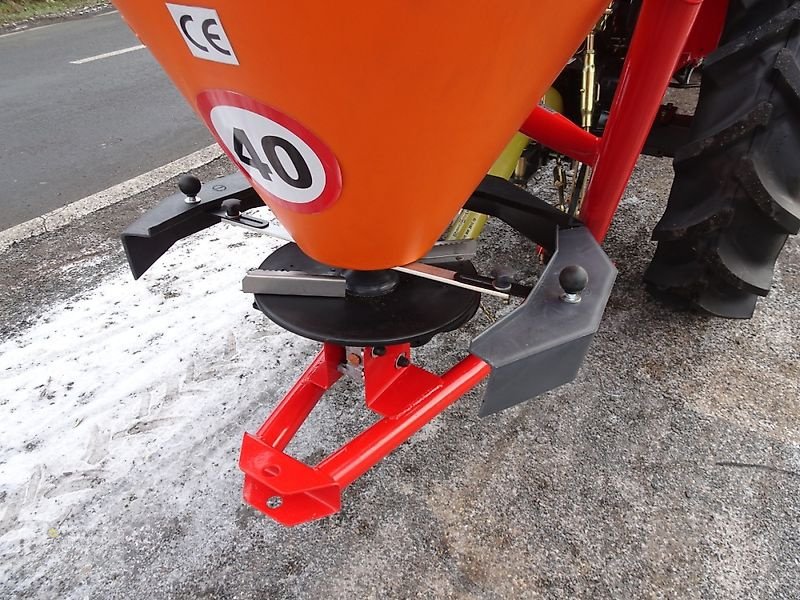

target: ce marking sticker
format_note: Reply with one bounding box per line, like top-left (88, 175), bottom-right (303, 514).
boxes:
top-left (166, 4), bottom-right (238, 65)
top-left (198, 91), bottom-right (342, 214)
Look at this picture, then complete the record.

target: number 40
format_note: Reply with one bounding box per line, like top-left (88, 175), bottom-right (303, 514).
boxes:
top-left (232, 127), bottom-right (313, 189)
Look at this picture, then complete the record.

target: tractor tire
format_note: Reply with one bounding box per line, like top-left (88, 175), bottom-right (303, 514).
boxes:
top-left (644, 0), bottom-right (800, 318)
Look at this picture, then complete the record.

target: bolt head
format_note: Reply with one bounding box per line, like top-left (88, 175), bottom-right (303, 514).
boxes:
top-left (221, 197), bottom-right (242, 218)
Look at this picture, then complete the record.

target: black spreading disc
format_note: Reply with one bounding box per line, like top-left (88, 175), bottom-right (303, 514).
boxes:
top-left (253, 243), bottom-right (481, 346)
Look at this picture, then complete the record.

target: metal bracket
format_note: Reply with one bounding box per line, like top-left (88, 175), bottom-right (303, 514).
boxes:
top-left (209, 207), bottom-right (292, 240)
top-left (419, 239), bottom-right (477, 264)
top-left (642, 103), bottom-right (692, 158)
top-left (470, 226), bottom-right (617, 416)
top-left (122, 173), bottom-right (264, 279)
top-left (242, 270), bottom-right (346, 297)
top-left (463, 175), bottom-right (575, 253)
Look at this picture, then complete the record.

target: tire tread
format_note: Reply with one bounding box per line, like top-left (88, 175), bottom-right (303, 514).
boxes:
top-left (645, 0), bottom-right (800, 317)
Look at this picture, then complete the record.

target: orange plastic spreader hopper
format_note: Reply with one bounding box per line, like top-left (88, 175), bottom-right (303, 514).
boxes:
top-left (113, 1), bottom-right (608, 269)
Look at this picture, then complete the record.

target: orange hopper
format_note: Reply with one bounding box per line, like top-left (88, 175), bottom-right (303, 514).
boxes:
top-left (113, 1), bottom-right (608, 269)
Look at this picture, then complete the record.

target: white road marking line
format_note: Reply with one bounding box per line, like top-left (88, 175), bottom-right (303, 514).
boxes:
top-left (70, 43), bottom-right (145, 64)
top-left (0, 144), bottom-right (224, 253)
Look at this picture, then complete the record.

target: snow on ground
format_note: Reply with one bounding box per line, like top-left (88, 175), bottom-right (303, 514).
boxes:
top-left (0, 209), bottom-right (336, 583)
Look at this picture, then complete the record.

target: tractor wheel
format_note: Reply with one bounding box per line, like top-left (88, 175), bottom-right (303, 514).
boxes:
top-left (644, 0), bottom-right (800, 318)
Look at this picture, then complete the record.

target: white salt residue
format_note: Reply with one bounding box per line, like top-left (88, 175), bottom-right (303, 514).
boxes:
top-left (618, 194), bottom-right (644, 207)
top-left (0, 210), bottom-right (322, 566)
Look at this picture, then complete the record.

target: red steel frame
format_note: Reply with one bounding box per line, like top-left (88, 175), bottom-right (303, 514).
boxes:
top-left (521, 0), bottom-right (722, 241)
top-left (240, 0), bottom-right (727, 526)
top-left (240, 343), bottom-right (490, 525)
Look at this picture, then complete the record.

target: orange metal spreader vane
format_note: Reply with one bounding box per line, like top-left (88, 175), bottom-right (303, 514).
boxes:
top-left (113, 1), bottom-right (609, 269)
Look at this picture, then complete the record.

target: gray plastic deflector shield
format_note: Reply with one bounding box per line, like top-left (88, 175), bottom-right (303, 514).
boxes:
top-left (470, 227), bottom-right (617, 416)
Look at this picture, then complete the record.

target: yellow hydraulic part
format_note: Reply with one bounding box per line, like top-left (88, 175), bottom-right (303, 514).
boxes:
top-left (542, 86), bottom-right (565, 115)
top-left (444, 87), bottom-right (564, 241)
top-left (443, 133), bottom-right (528, 240)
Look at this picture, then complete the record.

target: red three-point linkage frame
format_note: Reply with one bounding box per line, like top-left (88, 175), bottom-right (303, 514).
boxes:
top-left (240, 344), bottom-right (490, 525)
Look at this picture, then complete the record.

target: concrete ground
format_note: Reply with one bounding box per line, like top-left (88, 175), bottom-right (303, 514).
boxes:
top-left (0, 151), bottom-right (798, 599)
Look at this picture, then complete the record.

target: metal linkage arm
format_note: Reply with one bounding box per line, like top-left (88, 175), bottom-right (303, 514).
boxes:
top-left (239, 343), bottom-right (490, 526)
top-left (579, 0), bottom-right (704, 241)
top-left (520, 106), bottom-right (601, 165)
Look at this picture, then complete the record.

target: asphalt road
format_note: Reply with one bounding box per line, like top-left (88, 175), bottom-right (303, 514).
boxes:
top-left (0, 10), bottom-right (212, 230)
top-left (0, 152), bottom-right (797, 598)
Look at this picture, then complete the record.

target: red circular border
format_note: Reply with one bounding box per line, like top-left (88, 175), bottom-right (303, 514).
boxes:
top-left (197, 90), bottom-right (342, 215)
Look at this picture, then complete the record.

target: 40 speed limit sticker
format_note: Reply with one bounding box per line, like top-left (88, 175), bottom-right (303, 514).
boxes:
top-left (197, 90), bottom-right (342, 214)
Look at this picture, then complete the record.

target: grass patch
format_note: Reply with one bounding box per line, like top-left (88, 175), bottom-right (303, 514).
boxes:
top-left (0, 0), bottom-right (108, 25)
